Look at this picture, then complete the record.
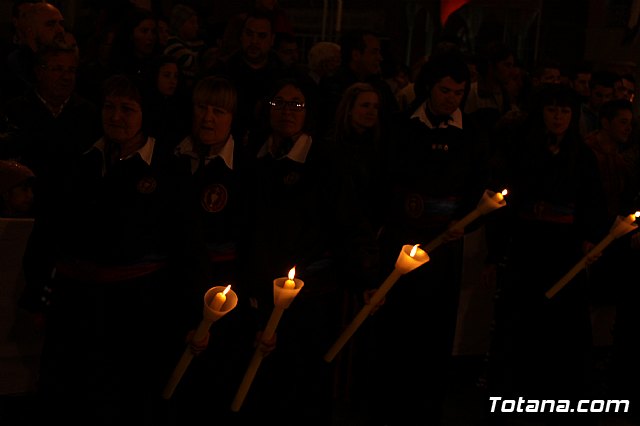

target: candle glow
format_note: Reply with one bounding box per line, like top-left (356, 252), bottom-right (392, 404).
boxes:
top-left (284, 267), bottom-right (296, 289)
top-left (211, 284), bottom-right (231, 311)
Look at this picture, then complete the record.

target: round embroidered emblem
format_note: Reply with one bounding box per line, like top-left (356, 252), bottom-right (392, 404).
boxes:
top-left (136, 176), bottom-right (157, 194)
top-left (201, 183), bottom-right (228, 213)
top-left (283, 171), bottom-right (300, 185)
top-left (404, 193), bottom-right (424, 219)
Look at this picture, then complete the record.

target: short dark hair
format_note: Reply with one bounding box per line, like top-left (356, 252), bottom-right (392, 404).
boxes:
top-left (339, 29), bottom-right (378, 67)
top-left (599, 98), bottom-right (633, 122)
top-left (413, 50), bottom-right (470, 103)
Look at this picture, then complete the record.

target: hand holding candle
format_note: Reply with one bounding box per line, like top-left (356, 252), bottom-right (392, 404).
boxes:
top-left (231, 267), bottom-right (303, 412)
top-left (324, 244), bottom-right (429, 363)
top-left (423, 189), bottom-right (508, 253)
top-left (162, 285), bottom-right (237, 400)
top-left (545, 212), bottom-right (639, 299)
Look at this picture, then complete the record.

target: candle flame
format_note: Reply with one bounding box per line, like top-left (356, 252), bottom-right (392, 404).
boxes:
top-left (410, 244), bottom-right (419, 257)
top-left (635, 211), bottom-right (640, 218)
top-left (288, 267), bottom-right (296, 280)
top-left (501, 189), bottom-right (508, 196)
top-left (223, 284), bottom-right (231, 295)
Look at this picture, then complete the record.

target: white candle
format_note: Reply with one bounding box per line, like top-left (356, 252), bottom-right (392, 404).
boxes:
top-left (324, 244), bottom-right (429, 362)
top-left (231, 269), bottom-right (304, 412)
top-left (423, 189), bottom-right (508, 253)
top-left (211, 284), bottom-right (231, 311)
top-left (545, 211), bottom-right (640, 299)
top-left (163, 285), bottom-right (238, 399)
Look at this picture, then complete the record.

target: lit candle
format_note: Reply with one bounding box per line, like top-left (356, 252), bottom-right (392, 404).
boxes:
top-left (493, 189), bottom-right (508, 203)
top-left (283, 267), bottom-right (296, 289)
top-left (324, 244), bottom-right (429, 363)
top-left (423, 189), bottom-right (508, 253)
top-left (162, 285), bottom-right (238, 399)
top-left (231, 268), bottom-right (304, 412)
top-left (545, 211), bottom-right (639, 299)
top-left (211, 284), bottom-right (231, 311)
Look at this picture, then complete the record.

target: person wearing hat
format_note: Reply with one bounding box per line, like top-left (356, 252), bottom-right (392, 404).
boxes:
top-left (0, 159), bottom-right (35, 218)
top-left (163, 3), bottom-right (206, 88)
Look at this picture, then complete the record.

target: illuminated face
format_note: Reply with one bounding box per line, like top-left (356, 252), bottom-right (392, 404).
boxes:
top-left (157, 62), bottom-right (178, 96)
top-left (241, 17), bottom-right (273, 66)
top-left (133, 18), bottom-right (157, 58)
top-left (192, 103), bottom-right (233, 146)
top-left (350, 91), bottom-right (379, 132)
top-left (604, 109), bottom-right (633, 144)
top-left (543, 104), bottom-right (572, 137)
top-left (429, 76), bottom-right (466, 116)
top-left (102, 96), bottom-right (143, 144)
top-left (269, 84), bottom-right (306, 138)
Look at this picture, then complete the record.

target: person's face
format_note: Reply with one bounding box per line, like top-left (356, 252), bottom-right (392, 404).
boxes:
top-left (241, 17), bottom-right (273, 65)
top-left (572, 72), bottom-right (591, 98)
top-left (133, 18), bottom-right (157, 57)
top-left (429, 76), bottom-right (466, 116)
top-left (36, 52), bottom-right (78, 101)
top-left (3, 182), bottom-right (34, 216)
top-left (102, 96), bottom-right (143, 144)
top-left (157, 19), bottom-right (170, 46)
top-left (275, 41), bottom-right (299, 68)
top-left (589, 85), bottom-right (614, 110)
top-left (615, 78), bottom-right (635, 102)
top-left (352, 34), bottom-right (382, 76)
top-left (180, 15), bottom-right (199, 41)
top-left (350, 91), bottom-right (379, 133)
top-left (13, 3), bottom-right (32, 40)
top-left (604, 109), bottom-right (633, 144)
top-left (270, 84), bottom-right (306, 138)
top-left (32, 5), bottom-right (65, 49)
top-left (540, 68), bottom-right (561, 84)
top-left (192, 102), bottom-right (233, 146)
top-left (494, 55), bottom-right (514, 85)
top-left (157, 62), bottom-right (178, 96)
top-left (543, 104), bottom-right (572, 137)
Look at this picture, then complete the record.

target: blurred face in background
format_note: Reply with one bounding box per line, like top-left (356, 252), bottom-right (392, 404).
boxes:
top-left (270, 84), bottom-right (306, 139)
top-left (179, 15), bottom-right (199, 41)
top-left (604, 108), bottom-right (633, 144)
top-left (241, 17), bottom-right (273, 66)
top-left (352, 34), bottom-right (382, 77)
top-left (589, 85), bottom-right (613, 111)
top-left (615, 77), bottom-right (635, 103)
top-left (572, 72), bottom-right (591, 99)
top-left (36, 51), bottom-right (78, 104)
top-left (350, 90), bottom-right (379, 133)
top-left (157, 62), bottom-right (178, 96)
top-left (133, 18), bottom-right (157, 58)
top-left (543, 104), bottom-right (572, 137)
top-left (429, 76), bottom-right (466, 116)
top-left (28, 3), bottom-right (65, 50)
top-left (157, 19), bottom-right (170, 47)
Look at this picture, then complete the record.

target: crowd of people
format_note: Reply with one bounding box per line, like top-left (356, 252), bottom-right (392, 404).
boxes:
top-left (1, 1), bottom-right (640, 425)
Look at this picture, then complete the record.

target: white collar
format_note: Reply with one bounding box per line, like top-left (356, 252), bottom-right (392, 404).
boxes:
top-left (93, 136), bottom-right (156, 176)
top-left (257, 133), bottom-right (313, 163)
top-left (411, 101), bottom-right (463, 130)
top-left (175, 135), bottom-right (235, 174)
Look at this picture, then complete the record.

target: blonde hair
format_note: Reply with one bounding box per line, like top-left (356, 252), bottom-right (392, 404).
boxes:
top-left (307, 42), bottom-right (340, 74)
top-left (192, 76), bottom-right (237, 115)
top-left (334, 82), bottom-right (381, 143)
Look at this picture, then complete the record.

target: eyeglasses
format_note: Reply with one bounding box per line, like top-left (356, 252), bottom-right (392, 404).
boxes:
top-left (268, 99), bottom-right (305, 111)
